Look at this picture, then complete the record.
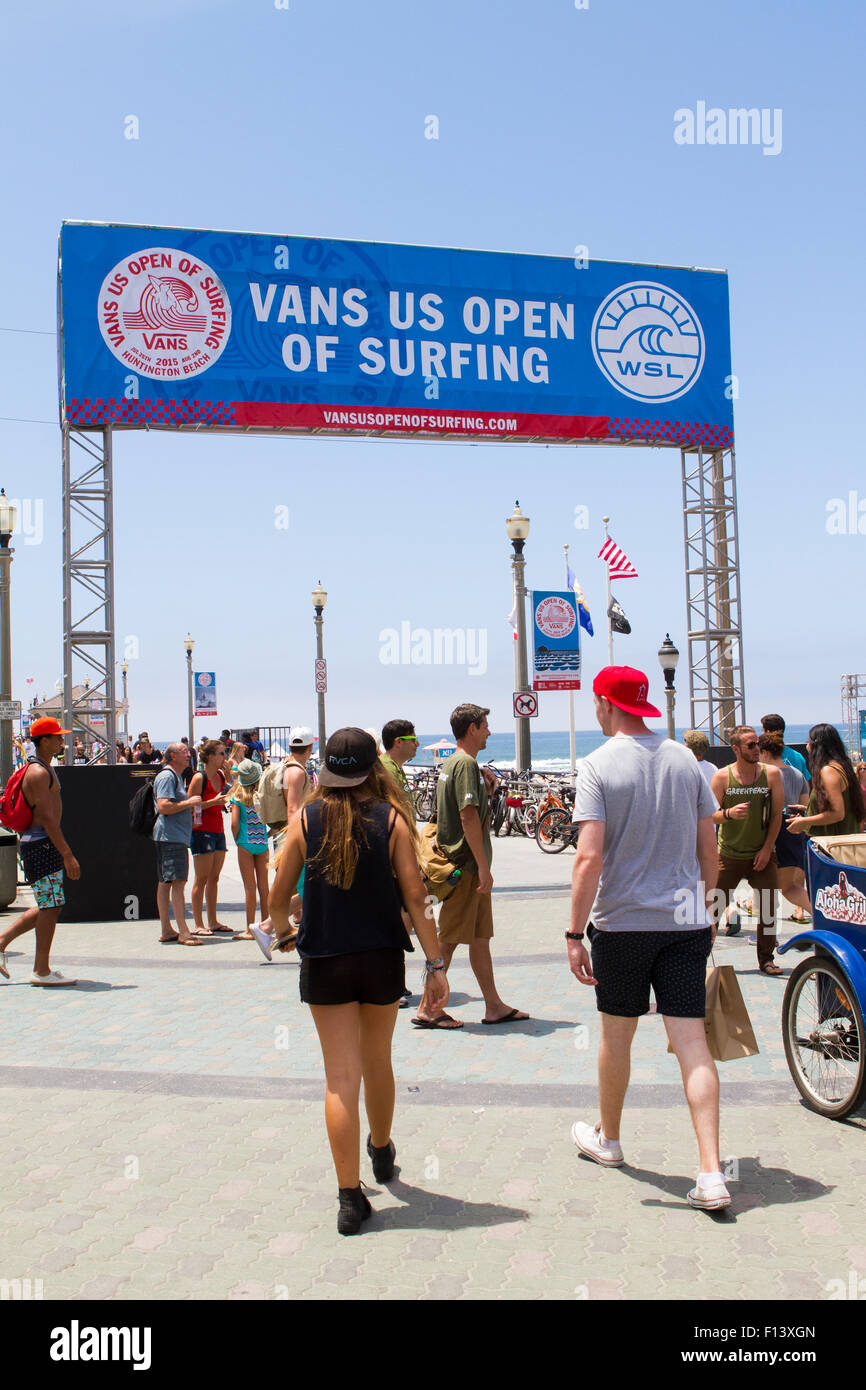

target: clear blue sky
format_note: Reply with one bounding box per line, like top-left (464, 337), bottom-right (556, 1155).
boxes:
top-left (3, 0), bottom-right (864, 742)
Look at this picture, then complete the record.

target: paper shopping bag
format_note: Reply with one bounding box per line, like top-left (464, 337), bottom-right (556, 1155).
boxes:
top-left (667, 965), bottom-right (759, 1062)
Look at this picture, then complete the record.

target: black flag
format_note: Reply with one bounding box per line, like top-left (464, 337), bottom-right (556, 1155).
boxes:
top-left (608, 595), bottom-right (631, 635)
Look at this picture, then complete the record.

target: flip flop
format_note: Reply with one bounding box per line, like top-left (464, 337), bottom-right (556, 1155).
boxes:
top-left (482, 1008), bottom-right (530, 1025)
top-left (760, 962), bottom-right (784, 976)
top-left (208, 925), bottom-right (235, 934)
top-left (411, 1012), bottom-right (464, 1030)
top-left (158, 937), bottom-right (179, 944)
top-left (177, 938), bottom-right (205, 946)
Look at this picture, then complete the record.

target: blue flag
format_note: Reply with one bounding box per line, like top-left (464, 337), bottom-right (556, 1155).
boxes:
top-left (567, 564), bottom-right (594, 636)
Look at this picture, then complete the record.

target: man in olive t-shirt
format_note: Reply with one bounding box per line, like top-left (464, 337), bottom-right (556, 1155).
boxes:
top-left (413, 703), bottom-right (528, 1030)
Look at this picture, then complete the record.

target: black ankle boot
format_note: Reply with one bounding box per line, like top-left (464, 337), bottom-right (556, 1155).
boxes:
top-left (366, 1134), bottom-right (396, 1183)
top-left (337, 1184), bottom-right (372, 1236)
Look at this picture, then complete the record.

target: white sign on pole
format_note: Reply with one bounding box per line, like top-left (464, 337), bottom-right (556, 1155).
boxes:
top-left (0, 700), bottom-right (21, 719)
top-left (315, 659), bottom-right (327, 693)
top-left (513, 691), bottom-right (538, 718)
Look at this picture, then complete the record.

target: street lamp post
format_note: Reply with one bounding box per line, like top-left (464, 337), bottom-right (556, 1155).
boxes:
top-left (506, 502), bottom-right (532, 774)
top-left (312, 582), bottom-right (327, 762)
top-left (119, 661), bottom-right (129, 744)
top-left (0, 491), bottom-right (17, 787)
top-left (658, 634), bottom-right (680, 741)
top-left (184, 634), bottom-right (195, 750)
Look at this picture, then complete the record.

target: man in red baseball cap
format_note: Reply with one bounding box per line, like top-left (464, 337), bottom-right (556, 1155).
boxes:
top-left (0, 718), bottom-right (80, 986)
top-left (565, 665), bottom-right (731, 1211)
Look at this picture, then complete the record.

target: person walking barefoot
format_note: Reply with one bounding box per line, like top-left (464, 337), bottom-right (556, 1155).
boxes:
top-left (269, 729), bottom-right (448, 1235)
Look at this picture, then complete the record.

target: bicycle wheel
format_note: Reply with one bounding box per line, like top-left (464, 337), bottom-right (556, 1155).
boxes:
top-left (782, 955), bottom-right (866, 1119)
top-left (536, 806), bottom-right (571, 854)
top-left (494, 799), bottom-right (511, 836)
top-left (522, 802), bottom-right (538, 838)
top-left (413, 787), bottom-right (435, 822)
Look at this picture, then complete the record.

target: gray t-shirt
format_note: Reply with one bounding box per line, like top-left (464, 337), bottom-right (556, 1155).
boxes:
top-left (778, 760), bottom-right (808, 808)
top-left (152, 767), bottom-right (192, 844)
top-left (572, 731), bottom-right (717, 931)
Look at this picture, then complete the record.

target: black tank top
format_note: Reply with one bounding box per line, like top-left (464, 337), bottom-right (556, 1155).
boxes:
top-left (297, 798), bottom-right (413, 958)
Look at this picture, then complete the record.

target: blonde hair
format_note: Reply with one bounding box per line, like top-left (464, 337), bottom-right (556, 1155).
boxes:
top-left (228, 741), bottom-right (246, 764)
top-left (233, 781), bottom-right (257, 808)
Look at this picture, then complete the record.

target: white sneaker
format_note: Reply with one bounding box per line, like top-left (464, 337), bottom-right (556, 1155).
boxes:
top-left (250, 924), bottom-right (273, 962)
top-left (571, 1120), bottom-right (624, 1167)
top-left (30, 970), bottom-right (78, 987)
top-left (0, 952), bottom-right (9, 980)
top-left (687, 1179), bottom-right (732, 1210)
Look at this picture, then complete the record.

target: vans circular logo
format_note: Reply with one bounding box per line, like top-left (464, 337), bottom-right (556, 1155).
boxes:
top-left (98, 248), bottom-right (232, 381)
top-left (591, 281), bottom-right (705, 403)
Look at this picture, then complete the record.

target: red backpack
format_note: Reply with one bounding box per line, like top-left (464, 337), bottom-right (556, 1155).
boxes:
top-left (0, 763), bottom-right (35, 832)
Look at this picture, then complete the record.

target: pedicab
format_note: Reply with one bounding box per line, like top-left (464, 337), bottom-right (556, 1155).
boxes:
top-left (778, 835), bottom-right (866, 1118)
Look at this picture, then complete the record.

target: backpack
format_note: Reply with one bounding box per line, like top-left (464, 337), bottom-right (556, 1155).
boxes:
top-left (129, 767), bottom-right (173, 837)
top-left (0, 763), bottom-right (35, 832)
top-left (255, 759), bottom-right (290, 826)
top-left (416, 822), bottom-right (462, 902)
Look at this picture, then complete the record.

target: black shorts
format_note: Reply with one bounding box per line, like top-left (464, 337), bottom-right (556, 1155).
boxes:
top-left (20, 838), bottom-right (65, 884)
top-left (299, 948), bottom-right (406, 1006)
top-left (588, 926), bottom-right (712, 1018)
top-left (775, 824), bottom-right (806, 872)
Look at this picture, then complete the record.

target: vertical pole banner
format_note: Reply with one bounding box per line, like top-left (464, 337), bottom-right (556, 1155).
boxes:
top-left (194, 671), bottom-right (217, 716)
top-left (530, 591), bottom-right (581, 691)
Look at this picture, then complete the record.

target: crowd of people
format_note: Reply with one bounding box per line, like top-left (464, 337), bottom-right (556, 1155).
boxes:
top-left (3, 691), bottom-right (866, 1236)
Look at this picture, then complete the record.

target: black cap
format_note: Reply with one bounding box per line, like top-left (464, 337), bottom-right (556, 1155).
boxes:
top-left (317, 728), bottom-right (378, 788)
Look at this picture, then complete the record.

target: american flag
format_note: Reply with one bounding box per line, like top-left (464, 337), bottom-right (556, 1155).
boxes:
top-left (598, 536), bottom-right (638, 579)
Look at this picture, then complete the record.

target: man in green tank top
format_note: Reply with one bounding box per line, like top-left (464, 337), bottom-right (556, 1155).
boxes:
top-left (709, 726), bottom-right (784, 974)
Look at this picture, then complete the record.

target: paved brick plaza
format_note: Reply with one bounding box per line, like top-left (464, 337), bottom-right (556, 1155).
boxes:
top-left (1, 836), bottom-right (864, 1301)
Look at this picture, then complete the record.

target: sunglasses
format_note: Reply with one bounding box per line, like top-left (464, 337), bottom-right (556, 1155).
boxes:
top-left (395, 735), bottom-right (418, 743)
top-left (741, 740), bottom-right (759, 749)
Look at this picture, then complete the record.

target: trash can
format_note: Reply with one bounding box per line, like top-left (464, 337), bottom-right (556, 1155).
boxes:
top-left (0, 827), bottom-right (19, 909)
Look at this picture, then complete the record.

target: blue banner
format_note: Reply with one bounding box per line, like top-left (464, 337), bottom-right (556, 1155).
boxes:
top-left (530, 590), bottom-right (581, 691)
top-left (193, 671), bottom-right (217, 717)
top-left (59, 222), bottom-right (733, 448)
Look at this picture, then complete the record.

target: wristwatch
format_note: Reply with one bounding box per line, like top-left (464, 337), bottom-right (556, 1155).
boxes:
top-left (565, 930), bottom-right (585, 941)
top-left (424, 956), bottom-right (446, 972)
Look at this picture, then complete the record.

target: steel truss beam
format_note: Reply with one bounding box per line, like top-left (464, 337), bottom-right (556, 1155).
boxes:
top-left (62, 426), bottom-right (117, 764)
top-left (841, 675), bottom-right (866, 760)
top-left (681, 445), bottom-right (746, 743)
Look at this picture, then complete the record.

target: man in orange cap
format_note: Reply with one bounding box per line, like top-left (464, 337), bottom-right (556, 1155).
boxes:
top-left (0, 718), bottom-right (80, 986)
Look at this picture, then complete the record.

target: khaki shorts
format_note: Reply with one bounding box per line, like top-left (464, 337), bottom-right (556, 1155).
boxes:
top-left (438, 865), bottom-right (494, 946)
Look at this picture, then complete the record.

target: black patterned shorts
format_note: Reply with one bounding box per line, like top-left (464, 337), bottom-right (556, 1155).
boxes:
top-left (588, 926), bottom-right (712, 1018)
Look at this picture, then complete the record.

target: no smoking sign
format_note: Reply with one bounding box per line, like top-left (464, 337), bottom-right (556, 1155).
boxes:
top-left (513, 690), bottom-right (538, 718)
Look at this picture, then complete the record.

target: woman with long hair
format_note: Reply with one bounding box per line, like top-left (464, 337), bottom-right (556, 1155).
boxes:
top-left (788, 723), bottom-right (866, 840)
top-left (269, 729), bottom-right (447, 1236)
top-left (187, 739), bottom-right (234, 935)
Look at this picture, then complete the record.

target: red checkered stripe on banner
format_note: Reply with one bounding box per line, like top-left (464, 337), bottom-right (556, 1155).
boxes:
top-left (66, 399), bottom-right (237, 427)
top-left (609, 418), bottom-right (733, 449)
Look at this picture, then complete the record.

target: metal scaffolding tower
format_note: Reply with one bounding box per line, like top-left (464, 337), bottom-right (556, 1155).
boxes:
top-left (841, 674), bottom-right (866, 759)
top-left (61, 425), bottom-right (117, 764)
top-left (681, 445), bottom-right (746, 742)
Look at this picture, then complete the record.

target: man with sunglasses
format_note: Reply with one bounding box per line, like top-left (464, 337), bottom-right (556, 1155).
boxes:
top-left (379, 719), bottom-right (419, 823)
top-left (709, 725), bottom-right (784, 975)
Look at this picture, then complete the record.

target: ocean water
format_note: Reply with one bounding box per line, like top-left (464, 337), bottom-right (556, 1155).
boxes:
top-left (411, 724), bottom-right (816, 771)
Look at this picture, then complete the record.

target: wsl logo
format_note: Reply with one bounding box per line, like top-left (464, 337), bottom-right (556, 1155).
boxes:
top-left (591, 281), bottom-right (705, 403)
top-left (98, 247), bottom-right (232, 381)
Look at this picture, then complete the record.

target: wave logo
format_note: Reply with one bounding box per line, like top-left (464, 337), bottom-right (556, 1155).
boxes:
top-left (591, 281), bottom-right (705, 403)
top-left (123, 276), bottom-right (207, 333)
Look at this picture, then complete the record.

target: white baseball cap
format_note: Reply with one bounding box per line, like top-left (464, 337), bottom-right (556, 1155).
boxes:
top-left (289, 726), bottom-right (315, 748)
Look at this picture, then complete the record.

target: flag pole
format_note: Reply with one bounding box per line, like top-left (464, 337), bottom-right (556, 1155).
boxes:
top-left (565, 543), bottom-right (576, 776)
top-left (603, 514), bottom-right (613, 664)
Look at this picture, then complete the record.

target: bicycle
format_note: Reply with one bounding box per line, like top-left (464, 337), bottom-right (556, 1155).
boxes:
top-left (536, 805), bottom-right (580, 853)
